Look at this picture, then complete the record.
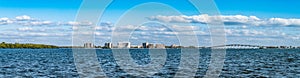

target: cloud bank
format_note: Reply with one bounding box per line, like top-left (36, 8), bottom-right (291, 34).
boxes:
top-left (0, 15), bottom-right (299, 46)
top-left (0, 15), bottom-right (97, 26)
top-left (148, 14), bottom-right (300, 26)
top-left (3, 15), bottom-right (300, 27)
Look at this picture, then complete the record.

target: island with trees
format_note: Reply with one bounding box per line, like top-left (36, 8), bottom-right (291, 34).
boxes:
top-left (0, 42), bottom-right (58, 49)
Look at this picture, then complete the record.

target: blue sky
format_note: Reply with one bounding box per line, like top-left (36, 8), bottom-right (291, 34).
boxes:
top-left (0, 0), bottom-right (299, 46)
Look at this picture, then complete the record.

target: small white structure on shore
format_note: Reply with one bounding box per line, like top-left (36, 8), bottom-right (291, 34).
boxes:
top-left (171, 44), bottom-right (178, 48)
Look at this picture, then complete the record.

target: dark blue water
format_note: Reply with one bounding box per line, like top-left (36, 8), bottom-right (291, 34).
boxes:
top-left (0, 49), bottom-right (299, 77)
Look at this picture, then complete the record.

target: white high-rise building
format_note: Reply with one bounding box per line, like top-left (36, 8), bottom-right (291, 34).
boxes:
top-left (155, 44), bottom-right (165, 49)
top-left (117, 42), bottom-right (131, 48)
top-left (148, 44), bottom-right (155, 48)
top-left (84, 43), bottom-right (94, 48)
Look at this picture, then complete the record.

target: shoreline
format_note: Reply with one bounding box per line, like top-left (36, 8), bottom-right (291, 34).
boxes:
top-left (0, 48), bottom-right (299, 50)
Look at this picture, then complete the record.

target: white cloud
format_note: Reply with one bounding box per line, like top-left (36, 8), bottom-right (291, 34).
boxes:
top-left (225, 29), bottom-right (265, 36)
top-left (65, 21), bottom-right (93, 26)
top-left (23, 33), bottom-right (49, 37)
top-left (72, 26), bottom-right (78, 30)
top-left (17, 27), bottom-right (49, 32)
top-left (23, 21), bottom-right (54, 26)
top-left (17, 27), bottom-right (33, 31)
top-left (224, 29), bottom-right (289, 38)
top-left (0, 17), bottom-right (13, 25)
top-left (242, 25), bottom-right (247, 28)
top-left (148, 14), bottom-right (300, 26)
top-left (264, 18), bottom-right (300, 26)
top-left (151, 31), bottom-right (177, 35)
top-left (15, 15), bottom-right (32, 21)
top-left (0, 15), bottom-right (95, 27)
top-left (0, 15), bottom-right (57, 26)
top-left (0, 17), bottom-right (9, 21)
top-left (289, 35), bottom-right (300, 40)
top-left (15, 33), bottom-right (69, 37)
top-left (1, 31), bottom-right (69, 37)
top-left (100, 21), bottom-right (113, 26)
top-left (170, 25), bottom-right (199, 31)
top-left (95, 26), bottom-right (114, 31)
top-left (95, 32), bottom-right (104, 36)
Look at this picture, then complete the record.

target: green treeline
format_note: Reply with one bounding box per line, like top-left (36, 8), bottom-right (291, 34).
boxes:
top-left (0, 42), bottom-right (58, 49)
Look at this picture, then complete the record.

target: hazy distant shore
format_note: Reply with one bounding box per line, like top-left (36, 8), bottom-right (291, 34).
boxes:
top-left (1, 42), bottom-right (299, 49)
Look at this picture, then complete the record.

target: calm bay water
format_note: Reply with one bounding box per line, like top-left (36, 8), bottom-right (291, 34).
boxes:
top-left (0, 49), bottom-right (299, 78)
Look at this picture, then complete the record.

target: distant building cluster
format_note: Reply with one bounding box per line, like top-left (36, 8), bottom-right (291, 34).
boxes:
top-left (83, 43), bottom-right (94, 48)
top-left (84, 42), bottom-right (177, 49)
top-left (142, 42), bottom-right (165, 49)
top-left (82, 42), bottom-right (300, 49)
top-left (117, 42), bottom-right (131, 48)
top-left (212, 44), bottom-right (300, 49)
top-left (104, 43), bottom-right (113, 48)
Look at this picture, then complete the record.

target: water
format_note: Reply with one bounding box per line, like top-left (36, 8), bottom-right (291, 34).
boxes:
top-left (0, 49), bottom-right (299, 77)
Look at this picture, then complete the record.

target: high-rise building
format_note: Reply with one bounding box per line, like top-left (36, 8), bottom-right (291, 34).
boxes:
top-left (117, 42), bottom-right (131, 48)
top-left (142, 42), bottom-right (149, 48)
top-left (155, 44), bottom-right (165, 49)
top-left (104, 43), bottom-right (113, 48)
top-left (148, 44), bottom-right (155, 48)
top-left (84, 43), bottom-right (94, 48)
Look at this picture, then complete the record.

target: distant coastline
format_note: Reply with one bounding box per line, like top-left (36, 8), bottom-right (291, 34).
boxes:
top-left (0, 42), bottom-right (58, 49)
top-left (1, 42), bottom-right (300, 49)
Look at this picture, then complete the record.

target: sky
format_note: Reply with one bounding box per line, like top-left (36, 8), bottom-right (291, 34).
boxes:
top-left (0, 0), bottom-right (299, 46)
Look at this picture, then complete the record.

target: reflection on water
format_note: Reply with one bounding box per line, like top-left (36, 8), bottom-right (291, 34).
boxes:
top-left (0, 49), bottom-right (299, 77)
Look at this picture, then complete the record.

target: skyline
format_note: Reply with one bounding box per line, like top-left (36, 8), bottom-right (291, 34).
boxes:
top-left (0, 0), bottom-right (300, 46)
